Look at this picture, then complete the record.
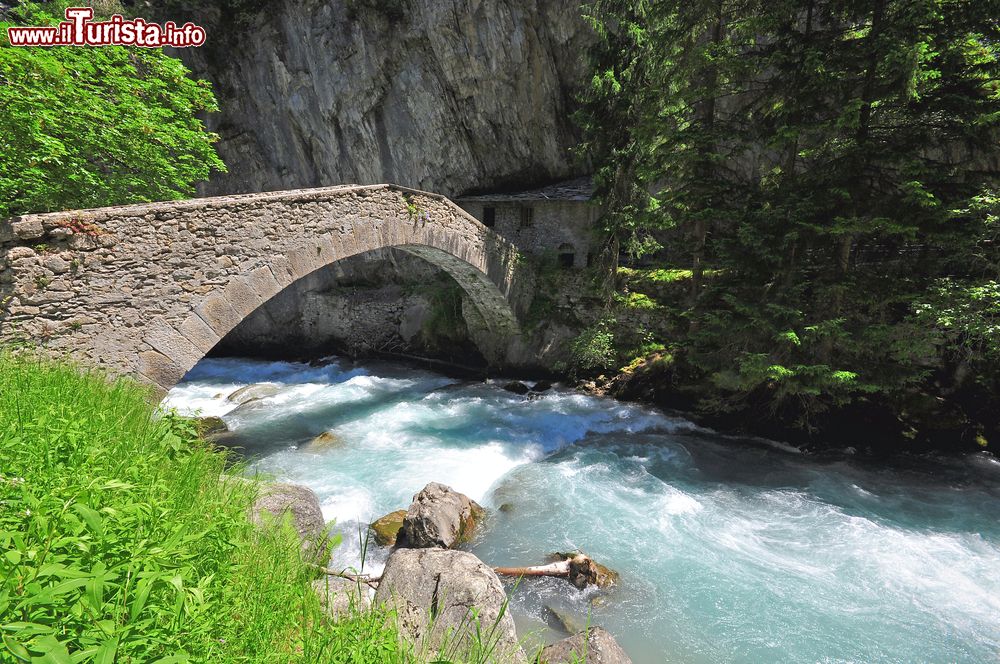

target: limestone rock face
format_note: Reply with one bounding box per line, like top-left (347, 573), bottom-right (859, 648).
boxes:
top-left (538, 627), bottom-right (632, 664)
top-left (400, 482), bottom-right (484, 549)
top-left (173, 0), bottom-right (592, 197)
top-left (374, 548), bottom-right (524, 662)
top-left (250, 483), bottom-right (328, 560)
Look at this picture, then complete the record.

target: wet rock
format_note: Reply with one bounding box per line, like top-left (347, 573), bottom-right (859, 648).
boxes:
top-left (312, 576), bottom-right (370, 621)
top-left (551, 552), bottom-right (619, 589)
top-left (195, 416), bottom-right (228, 437)
top-left (498, 503), bottom-right (515, 514)
top-left (538, 627), bottom-right (631, 664)
top-left (544, 604), bottom-right (584, 635)
top-left (531, 380), bottom-right (554, 393)
top-left (308, 431), bottom-right (343, 450)
top-left (227, 382), bottom-right (280, 404)
top-left (502, 381), bottom-right (531, 395)
top-left (374, 548), bottom-right (524, 662)
top-left (400, 482), bottom-right (484, 549)
top-left (250, 483), bottom-right (328, 561)
top-left (369, 509), bottom-right (406, 547)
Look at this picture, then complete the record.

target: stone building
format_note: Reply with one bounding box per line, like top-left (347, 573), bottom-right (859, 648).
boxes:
top-left (457, 177), bottom-right (600, 269)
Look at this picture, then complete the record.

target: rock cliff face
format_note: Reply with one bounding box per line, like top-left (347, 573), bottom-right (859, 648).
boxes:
top-left (176, 0), bottom-right (592, 197)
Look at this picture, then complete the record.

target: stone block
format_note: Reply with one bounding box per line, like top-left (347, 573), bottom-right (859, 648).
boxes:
top-left (137, 349), bottom-right (186, 389)
top-left (143, 317), bottom-right (204, 370)
top-left (178, 313), bottom-right (222, 354)
top-left (194, 293), bottom-right (244, 337)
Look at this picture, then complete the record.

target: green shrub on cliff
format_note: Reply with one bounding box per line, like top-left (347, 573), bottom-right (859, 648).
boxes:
top-left (0, 1), bottom-right (226, 218)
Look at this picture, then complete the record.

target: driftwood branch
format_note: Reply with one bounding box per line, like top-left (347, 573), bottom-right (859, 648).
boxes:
top-left (494, 559), bottom-right (571, 578)
top-left (312, 565), bottom-right (382, 590)
top-left (495, 554), bottom-right (618, 589)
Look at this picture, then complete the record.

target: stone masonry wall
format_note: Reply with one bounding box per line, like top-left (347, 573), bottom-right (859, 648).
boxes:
top-left (458, 200), bottom-right (600, 268)
top-left (0, 185), bottom-right (531, 393)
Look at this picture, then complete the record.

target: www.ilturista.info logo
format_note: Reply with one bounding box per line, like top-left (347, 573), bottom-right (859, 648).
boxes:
top-left (6, 7), bottom-right (206, 47)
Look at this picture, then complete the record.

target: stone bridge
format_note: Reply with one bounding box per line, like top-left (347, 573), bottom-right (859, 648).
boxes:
top-left (0, 185), bottom-right (533, 394)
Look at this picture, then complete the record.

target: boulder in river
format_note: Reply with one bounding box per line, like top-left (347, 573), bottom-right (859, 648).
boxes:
top-left (250, 482), bottom-right (328, 561)
top-left (307, 431), bottom-right (343, 450)
top-left (312, 576), bottom-right (370, 620)
top-left (538, 627), bottom-right (632, 664)
top-left (369, 509), bottom-right (407, 547)
top-left (374, 548), bottom-right (524, 662)
top-left (400, 482), bottom-right (485, 549)
top-left (195, 416), bottom-right (228, 438)
top-left (227, 382), bottom-right (281, 404)
top-left (530, 380), bottom-right (554, 393)
top-left (502, 380), bottom-right (531, 395)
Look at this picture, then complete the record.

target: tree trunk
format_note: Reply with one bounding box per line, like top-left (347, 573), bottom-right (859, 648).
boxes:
top-left (690, 0), bottom-right (725, 307)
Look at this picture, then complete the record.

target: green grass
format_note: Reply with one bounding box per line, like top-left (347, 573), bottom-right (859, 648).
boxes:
top-left (0, 352), bottom-right (410, 663)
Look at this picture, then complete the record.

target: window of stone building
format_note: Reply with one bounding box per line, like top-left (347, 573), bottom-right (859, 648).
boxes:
top-left (482, 206), bottom-right (496, 227)
top-left (558, 243), bottom-right (576, 269)
top-left (520, 206), bottom-right (534, 228)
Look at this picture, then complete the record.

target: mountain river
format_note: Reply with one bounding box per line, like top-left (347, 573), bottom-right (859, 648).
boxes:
top-left (162, 357), bottom-right (1000, 663)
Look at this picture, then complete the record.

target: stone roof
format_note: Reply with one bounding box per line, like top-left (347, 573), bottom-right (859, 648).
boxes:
top-left (457, 176), bottom-right (593, 203)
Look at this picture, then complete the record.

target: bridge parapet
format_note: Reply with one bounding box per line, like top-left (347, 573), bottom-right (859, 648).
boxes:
top-left (1, 184), bottom-right (532, 392)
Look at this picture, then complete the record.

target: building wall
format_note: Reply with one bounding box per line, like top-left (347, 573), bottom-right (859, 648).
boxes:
top-left (458, 200), bottom-right (600, 268)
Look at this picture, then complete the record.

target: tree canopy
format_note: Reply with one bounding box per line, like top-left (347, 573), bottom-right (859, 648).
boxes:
top-left (579, 0), bottom-right (1000, 446)
top-left (0, 1), bottom-right (226, 218)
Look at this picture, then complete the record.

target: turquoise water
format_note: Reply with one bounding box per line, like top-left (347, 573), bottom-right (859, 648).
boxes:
top-left (164, 357), bottom-right (1000, 663)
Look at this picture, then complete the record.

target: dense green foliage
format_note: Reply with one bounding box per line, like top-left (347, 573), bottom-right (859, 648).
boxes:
top-left (0, 354), bottom-right (407, 663)
top-left (0, 1), bottom-right (225, 218)
top-left (579, 0), bottom-right (1000, 446)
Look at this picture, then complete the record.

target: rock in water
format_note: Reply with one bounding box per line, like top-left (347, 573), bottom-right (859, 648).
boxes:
top-left (400, 482), bottom-right (485, 549)
top-left (550, 552), bottom-right (620, 589)
top-left (312, 576), bottom-right (370, 621)
top-left (308, 431), bottom-right (343, 450)
top-left (369, 509), bottom-right (407, 547)
top-left (531, 380), bottom-right (554, 393)
top-left (538, 627), bottom-right (632, 664)
top-left (374, 548), bottom-right (524, 663)
top-left (502, 381), bottom-right (531, 395)
top-left (250, 483), bottom-right (328, 562)
top-left (568, 555), bottom-right (619, 590)
top-left (227, 382), bottom-right (281, 404)
top-left (195, 416), bottom-right (228, 437)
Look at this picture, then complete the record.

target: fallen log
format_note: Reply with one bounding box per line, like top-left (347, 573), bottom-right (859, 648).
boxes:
top-left (494, 553), bottom-right (618, 589)
top-left (494, 559), bottom-right (571, 578)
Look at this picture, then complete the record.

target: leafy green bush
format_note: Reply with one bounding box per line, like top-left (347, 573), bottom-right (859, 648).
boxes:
top-left (568, 318), bottom-right (617, 376)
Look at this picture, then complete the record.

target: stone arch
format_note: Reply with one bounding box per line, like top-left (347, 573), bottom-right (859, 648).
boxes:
top-left (0, 185), bottom-right (532, 394)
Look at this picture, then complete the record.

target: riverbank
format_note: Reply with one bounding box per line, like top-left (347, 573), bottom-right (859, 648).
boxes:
top-left (0, 353), bottom-right (409, 662)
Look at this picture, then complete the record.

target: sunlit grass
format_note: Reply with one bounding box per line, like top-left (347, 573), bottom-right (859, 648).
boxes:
top-left (0, 352), bottom-right (409, 662)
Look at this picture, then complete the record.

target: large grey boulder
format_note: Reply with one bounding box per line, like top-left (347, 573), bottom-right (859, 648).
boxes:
top-left (312, 576), bottom-right (371, 621)
top-left (374, 548), bottom-right (524, 663)
top-left (250, 483), bottom-right (328, 561)
top-left (400, 482), bottom-right (485, 549)
top-left (537, 627), bottom-right (632, 664)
